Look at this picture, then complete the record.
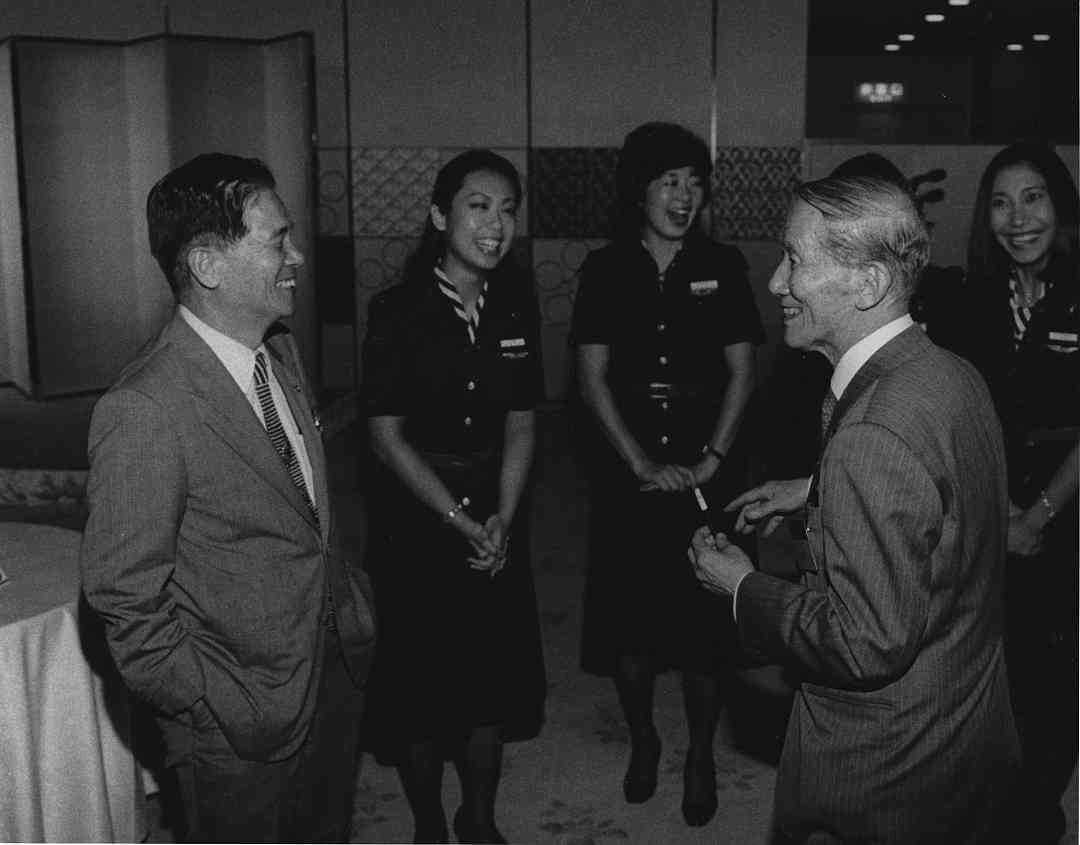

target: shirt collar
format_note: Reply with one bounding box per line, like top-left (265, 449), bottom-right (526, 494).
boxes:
top-left (179, 305), bottom-right (262, 393)
top-left (830, 314), bottom-right (914, 400)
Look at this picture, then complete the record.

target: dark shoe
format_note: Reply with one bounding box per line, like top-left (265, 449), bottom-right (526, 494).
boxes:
top-left (623, 734), bottom-right (661, 804)
top-left (452, 807), bottom-right (507, 844)
top-left (682, 751), bottom-right (718, 827)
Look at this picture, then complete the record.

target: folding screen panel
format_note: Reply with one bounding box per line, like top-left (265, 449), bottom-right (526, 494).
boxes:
top-left (0, 42), bottom-right (29, 393)
top-left (0, 33), bottom-right (314, 397)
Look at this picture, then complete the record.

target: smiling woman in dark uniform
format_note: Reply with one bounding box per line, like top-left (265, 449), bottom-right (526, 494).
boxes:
top-left (571, 122), bottom-right (763, 827)
top-left (361, 150), bottom-right (545, 844)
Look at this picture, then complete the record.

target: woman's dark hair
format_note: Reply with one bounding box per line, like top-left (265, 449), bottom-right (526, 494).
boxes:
top-left (403, 149), bottom-right (523, 283)
top-left (614, 122), bottom-right (712, 235)
top-left (967, 142), bottom-right (1079, 284)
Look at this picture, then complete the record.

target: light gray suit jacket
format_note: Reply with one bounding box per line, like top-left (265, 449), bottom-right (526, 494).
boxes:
top-left (81, 312), bottom-right (376, 761)
top-left (738, 326), bottom-right (1019, 843)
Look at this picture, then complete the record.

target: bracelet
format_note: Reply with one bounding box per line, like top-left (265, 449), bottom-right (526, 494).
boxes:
top-left (1038, 490), bottom-right (1058, 522)
top-left (701, 444), bottom-right (727, 463)
top-left (443, 496), bottom-right (471, 523)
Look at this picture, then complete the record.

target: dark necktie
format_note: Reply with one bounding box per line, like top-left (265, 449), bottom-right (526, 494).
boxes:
top-left (254, 351), bottom-right (318, 523)
top-left (820, 389), bottom-right (838, 443)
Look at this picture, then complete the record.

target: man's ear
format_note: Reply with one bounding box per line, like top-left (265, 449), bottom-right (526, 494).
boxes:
top-left (430, 204), bottom-right (447, 232)
top-left (187, 245), bottom-right (220, 291)
top-left (854, 261), bottom-right (893, 311)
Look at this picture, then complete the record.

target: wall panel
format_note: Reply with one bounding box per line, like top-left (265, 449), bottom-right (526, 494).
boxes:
top-left (531, 0), bottom-right (713, 148)
top-left (347, 0), bottom-right (527, 148)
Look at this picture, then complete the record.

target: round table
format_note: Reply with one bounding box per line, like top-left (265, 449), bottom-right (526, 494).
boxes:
top-left (0, 522), bottom-right (145, 842)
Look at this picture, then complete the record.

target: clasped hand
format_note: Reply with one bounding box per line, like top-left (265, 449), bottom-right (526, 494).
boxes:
top-left (460, 513), bottom-right (509, 577)
top-left (636, 456), bottom-right (721, 492)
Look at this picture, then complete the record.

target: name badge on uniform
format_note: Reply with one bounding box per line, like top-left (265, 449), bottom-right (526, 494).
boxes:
top-left (690, 279), bottom-right (718, 296)
top-left (500, 337), bottom-right (528, 359)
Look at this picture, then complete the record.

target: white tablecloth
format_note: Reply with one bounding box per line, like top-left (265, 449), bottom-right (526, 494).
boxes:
top-left (0, 522), bottom-right (145, 842)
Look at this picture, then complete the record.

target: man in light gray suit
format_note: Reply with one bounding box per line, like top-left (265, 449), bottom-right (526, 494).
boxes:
top-left (81, 153), bottom-right (375, 842)
top-left (689, 175), bottom-right (1019, 843)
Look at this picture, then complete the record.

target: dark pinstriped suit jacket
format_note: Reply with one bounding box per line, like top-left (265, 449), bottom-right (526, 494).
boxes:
top-left (738, 326), bottom-right (1020, 844)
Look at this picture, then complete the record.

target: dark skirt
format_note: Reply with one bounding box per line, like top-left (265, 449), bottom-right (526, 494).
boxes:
top-left (360, 450), bottom-right (546, 761)
top-left (579, 444), bottom-right (749, 678)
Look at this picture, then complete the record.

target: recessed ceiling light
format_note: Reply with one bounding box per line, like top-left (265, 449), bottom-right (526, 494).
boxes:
top-left (885, 43), bottom-right (901, 51)
top-left (925, 13), bottom-right (946, 23)
top-left (1032, 33), bottom-right (1051, 42)
top-left (947, 0), bottom-right (970, 6)
top-left (898, 33), bottom-right (916, 42)
top-left (1006, 43), bottom-right (1024, 52)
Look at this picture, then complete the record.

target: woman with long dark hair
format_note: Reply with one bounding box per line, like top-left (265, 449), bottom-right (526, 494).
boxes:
top-left (361, 150), bottom-right (546, 844)
top-left (963, 142), bottom-right (1079, 844)
top-left (570, 122), bottom-right (763, 827)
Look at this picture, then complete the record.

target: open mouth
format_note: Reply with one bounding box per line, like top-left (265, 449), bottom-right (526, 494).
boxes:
top-left (781, 306), bottom-right (800, 322)
top-left (476, 238), bottom-right (502, 256)
top-left (668, 209), bottom-right (692, 226)
top-left (276, 277), bottom-right (296, 289)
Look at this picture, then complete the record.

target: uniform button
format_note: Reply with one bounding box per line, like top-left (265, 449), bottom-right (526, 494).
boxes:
top-left (660, 435), bottom-right (670, 445)
top-left (464, 416), bottom-right (473, 426)
top-left (466, 380), bottom-right (476, 391)
top-left (660, 401), bottom-right (669, 411)
top-left (659, 355), bottom-right (668, 366)
top-left (657, 322), bottom-right (666, 332)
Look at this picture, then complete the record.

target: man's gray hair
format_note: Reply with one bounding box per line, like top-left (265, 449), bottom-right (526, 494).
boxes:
top-left (795, 175), bottom-right (930, 300)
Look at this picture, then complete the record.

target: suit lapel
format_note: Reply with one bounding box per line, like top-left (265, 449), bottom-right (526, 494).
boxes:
top-left (162, 314), bottom-right (319, 530)
top-left (825, 325), bottom-right (930, 443)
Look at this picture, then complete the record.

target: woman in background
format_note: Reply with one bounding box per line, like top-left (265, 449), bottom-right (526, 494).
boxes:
top-left (362, 150), bottom-right (546, 844)
top-left (963, 142), bottom-right (1079, 844)
top-left (570, 122), bottom-right (763, 827)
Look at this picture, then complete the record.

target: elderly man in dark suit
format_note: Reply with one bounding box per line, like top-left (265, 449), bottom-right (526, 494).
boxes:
top-left (81, 153), bottom-right (376, 842)
top-left (689, 174), bottom-right (1019, 844)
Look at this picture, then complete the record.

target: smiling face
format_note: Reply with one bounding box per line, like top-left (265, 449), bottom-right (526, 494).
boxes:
top-left (214, 188), bottom-right (304, 339)
top-left (641, 166), bottom-right (705, 243)
top-left (768, 199), bottom-right (864, 365)
top-left (432, 169), bottom-right (518, 281)
top-left (989, 162), bottom-right (1058, 275)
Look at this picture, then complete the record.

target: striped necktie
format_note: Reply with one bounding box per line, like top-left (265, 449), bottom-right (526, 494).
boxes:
top-left (820, 389), bottom-right (838, 443)
top-left (435, 267), bottom-right (486, 345)
top-left (253, 351), bottom-right (318, 524)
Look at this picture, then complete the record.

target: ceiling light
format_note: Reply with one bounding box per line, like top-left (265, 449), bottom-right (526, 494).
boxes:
top-left (1006, 43), bottom-right (1024, 52)
top-left (885, 43), bottom-right (901, 51)
top-left (1032, 34), bottom-right (1051, 42)
top-left (898, 33), bottom-right (915, 42)
top-left (947, 0), bottom-right (970, 6)
top-left (925, 13), bottom-right (946, 23)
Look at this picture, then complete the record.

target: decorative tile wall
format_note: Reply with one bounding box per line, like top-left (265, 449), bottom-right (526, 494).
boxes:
top-left (711, 146), bottom-right (802, 242)
top-left (351, 147), bottom-right (442, 237)
top-left (529, 148), bottom-right (619, 239)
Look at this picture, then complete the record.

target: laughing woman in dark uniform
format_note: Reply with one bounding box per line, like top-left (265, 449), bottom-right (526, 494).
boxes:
top-left (362, 150), bottom-right (545, 844)
top-left (961, 143), bottom-right (1079, 844)
top-left (571, 122), bottom-right (763, 827)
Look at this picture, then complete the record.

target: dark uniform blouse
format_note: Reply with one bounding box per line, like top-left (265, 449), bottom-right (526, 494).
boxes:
top-left (570, 234), bottom-right (764, 465)
top-left (363, 265), bottom-right (544, 456)
top-left (570, 233), bottom-right (763, 674)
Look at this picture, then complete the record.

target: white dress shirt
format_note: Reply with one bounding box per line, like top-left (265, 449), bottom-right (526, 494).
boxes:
top-left (179, 306), bottom-right (316, 505)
